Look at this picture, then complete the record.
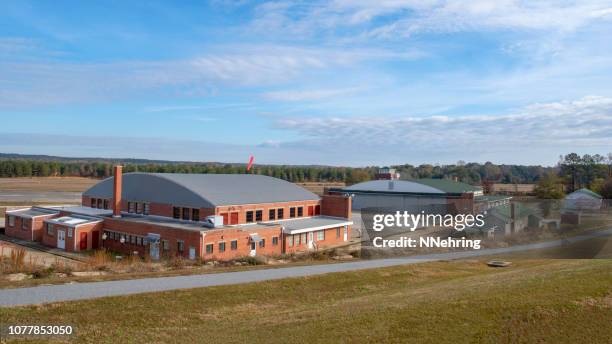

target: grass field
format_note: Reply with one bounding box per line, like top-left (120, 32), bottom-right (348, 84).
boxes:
top-left (2, 257), bottom-right (611, 343)
top-left (0, 177), bottom-right (97, 192)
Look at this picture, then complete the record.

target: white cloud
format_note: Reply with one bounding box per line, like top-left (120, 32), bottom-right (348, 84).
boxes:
top-left (262, 87), bottom-right (362, 101)
top-left (273, 95), bottom-right (612, 152)
top-left (250, 0), bottom-right (612, 38)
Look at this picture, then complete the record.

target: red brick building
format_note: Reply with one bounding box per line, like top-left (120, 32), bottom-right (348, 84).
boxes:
top-left (4, 166), bottom-right (352, 261)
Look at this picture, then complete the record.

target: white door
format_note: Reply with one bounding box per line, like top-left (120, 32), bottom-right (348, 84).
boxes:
top-left (249, 242), bottom-right (256, 257)
top-left (343, 226), bottom-right (348, 241)
top-left (189, 247), bottom-right (196, 260)
top-left (149, 241), bottom-right (160, 260)
top-left (308, 232), bottom-right (314, 249)
top-left (57, 230), bottom-right (66, 249)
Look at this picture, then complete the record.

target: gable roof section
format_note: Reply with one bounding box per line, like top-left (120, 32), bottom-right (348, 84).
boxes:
top-left (83, 173), bottom-right (319, 208)
top-left (567, 188), bottom-right (602, 199)
top-left (339, 178), bottom-right (481, 195)
top-left (412, 179), bottom-right (482, 193)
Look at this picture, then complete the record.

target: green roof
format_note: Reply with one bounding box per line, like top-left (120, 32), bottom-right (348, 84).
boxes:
top-left (572, 188), bottom-right (602, 199)
top-left (491, 203), bottom-right (536, 219)
top-left (412, 178), bottom-right (482, 194)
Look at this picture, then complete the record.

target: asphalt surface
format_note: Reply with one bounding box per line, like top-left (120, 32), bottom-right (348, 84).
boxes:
top-left (1, 229), bottom-right (611, 307)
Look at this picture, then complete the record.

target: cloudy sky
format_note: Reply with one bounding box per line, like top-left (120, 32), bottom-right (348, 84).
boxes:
top-left (1, 1), bottom-right (611, 166)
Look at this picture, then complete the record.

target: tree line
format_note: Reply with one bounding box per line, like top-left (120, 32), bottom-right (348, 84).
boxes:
top-left (0, 158), bottom-right (556, 184)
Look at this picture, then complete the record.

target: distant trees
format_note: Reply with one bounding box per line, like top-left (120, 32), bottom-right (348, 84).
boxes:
top-left (534, 173), bottom-right (565, 199)
top-left (0, 152), bottom-right (609, 187)
top-left (559, 153), bottom-right (610, 192)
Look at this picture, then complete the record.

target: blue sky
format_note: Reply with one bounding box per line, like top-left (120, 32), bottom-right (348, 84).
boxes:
top-left (1, 1), bottom-right (611, 166)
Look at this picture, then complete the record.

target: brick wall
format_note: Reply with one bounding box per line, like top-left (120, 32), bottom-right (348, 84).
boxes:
top-left (215, 200), bottom-right (321, 225)
top-left (320, 194), bottom-right (352, 219)
top-left (102, 217), bottom-right (203, 259)
top-left (284, 226), bottom-right (350, 254)
top-left (5, 213), bottom-right (58, 242)
top-left (202, 225), bottom-right (283, 261)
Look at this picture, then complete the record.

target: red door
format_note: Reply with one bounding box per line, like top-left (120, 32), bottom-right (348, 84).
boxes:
top-left (92, 231), bottom-right (100, 249)
top-left (80, 232), bottom-right (88, 250)
top-left (221, 213), bottom-right (229, 226)
top-left (307, 206), bottom-right (314, 216)
top-left (230, 212), bottom-right (239, 225)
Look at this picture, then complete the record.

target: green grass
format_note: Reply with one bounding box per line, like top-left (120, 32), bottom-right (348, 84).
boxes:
top-left (1, 258), bottom-right (611, 343)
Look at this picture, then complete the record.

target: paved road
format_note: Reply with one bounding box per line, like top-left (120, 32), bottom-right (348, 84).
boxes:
top-left (1, 229), bottom-right (611, 307)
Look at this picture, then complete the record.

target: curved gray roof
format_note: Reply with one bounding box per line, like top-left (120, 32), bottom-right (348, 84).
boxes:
top-left (83, 173), bottom-right (319, 208)
top-left (342, 180), bottom-right (444, 194)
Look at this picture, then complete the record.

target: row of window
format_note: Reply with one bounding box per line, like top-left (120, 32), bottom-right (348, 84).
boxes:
top-left (245, 205), bottom-right (320, 223)
top-left (127, 201), bottom-right (151, 215)
top-left (104, 230), bottom-right (148, 246)
top-left (287, 230), bottom-right (325, 247)
top-left (204, 236), bottom-right (279, 254)
top-left (172, 207), bottom-right (200, 222)
top-left (90, 198), bottom-right (110, 210)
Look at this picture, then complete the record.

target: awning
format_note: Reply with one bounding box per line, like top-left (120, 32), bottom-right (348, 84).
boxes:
top-left (249, 234), bottom-right (262, 242)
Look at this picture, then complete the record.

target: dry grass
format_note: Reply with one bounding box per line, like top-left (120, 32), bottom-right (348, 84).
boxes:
top-left (2, 258), bottom-right (610, 343)
top-left (0, 177), bottom-right (97, 192)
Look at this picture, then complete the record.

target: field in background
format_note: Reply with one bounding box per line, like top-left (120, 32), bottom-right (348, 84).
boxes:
top-left (2, 258), bottom-right (611, 343)
top-left (0, 177), bottom-right (97, 192)
top-left (295, 182), bottom-right (345, 195)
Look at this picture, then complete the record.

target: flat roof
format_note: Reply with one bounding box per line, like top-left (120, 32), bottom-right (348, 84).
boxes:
top-left (6, 207), bottom-right (59, 218)
top-left (46, 215), bottom-right (103, 227)
top-left (111, 214), bottom-right (280, 233)
top-left (276, 216), bottom-right (353, 234)
top-left (53, 206), bottom-right (114, 217)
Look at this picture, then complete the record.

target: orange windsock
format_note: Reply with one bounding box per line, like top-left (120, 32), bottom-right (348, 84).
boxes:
top-left (247, 155), bottom-right (254, 171)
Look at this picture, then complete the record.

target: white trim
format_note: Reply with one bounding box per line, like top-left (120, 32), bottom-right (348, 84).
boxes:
top-left (284, 221), bottom-right (353, 235)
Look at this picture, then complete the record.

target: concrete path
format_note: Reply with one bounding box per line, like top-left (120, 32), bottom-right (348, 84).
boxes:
top-left (1, 229), bottom-right (611, 307)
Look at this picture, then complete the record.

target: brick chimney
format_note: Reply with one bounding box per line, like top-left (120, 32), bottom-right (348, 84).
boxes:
top-left (113, 165), bottom-right (123, 217)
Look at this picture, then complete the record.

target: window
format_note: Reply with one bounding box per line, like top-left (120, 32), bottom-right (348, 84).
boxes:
top-left (295, 234), bottom-right (300, 245)
top-left (97, 198), bottom-right (102, 209)
top-left (110, 232), bottom-right (115, 240)
top-left (182, 208), bottom-right (190, 220)
top-left (317, 231), bottom-right (325, 241)
top-left (8, 215), bottom-right (15, 227)
top-left (219, 242), bottom-right (226, 252)
top-left (301, 233), bottom-right (307, 244)
top-left (297, 207), bottom-right (303, 217)
top-left (288, 235), bottom-right (294, 247)
top-left (127, 235), bottom-right (131, 244)
top-left (192, 209), bottom-right (200, 222)
top-left (290, 207), bottom-right (296, 218)
top-left (315, 205), bottom-right (321, 215)
top-left (103, 199), bottom-right (109, 210)
top-left (136, 202), bottom-right (143, 214)
top-left (68, 228), bottom-right (73, 238)
top-left (22, 219), bottom-right (28, 230)
top-left (246, 211), bottom-right (254, 223)
top-left (255, 210), bottom-right (262, 222)
top-left (137, 237), bottom-right (143, 246)
top-left (337, 227), bottom-right (341, 238)
top-left (206, 244), bottom-right (213, 254)
top-left (128, 202), bottom-right (135, 213)
top-left (131, 235), bottom-right (136, 244)
top-left (173, 207), bottom-right (180, 219)
top-left (231, 240), bottom-right (238, 250)
top-left (269, 209), bottom-right (276, 221)
top-left (143, 203), bottom-right (150, 215)
top-left (177, 240), bottom-right (185, 252)
top-left (90, 198), bottom-right (96, 208)
top-left (46, 223), bottom-right (54, 236)
top-left (277, 208), bottom-right (284, 219)
top-left (162, 240), bottom-right (170, 251)
top-left (272, 236), bottom-right (278, 245)
top-left (259, 239), bottom-right (265, 248)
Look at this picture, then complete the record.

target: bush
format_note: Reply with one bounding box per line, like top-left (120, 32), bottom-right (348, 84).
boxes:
top-left (166, 256), bottom-right (186, 269)
top-left (234, 256), bottom-right (266, 265)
